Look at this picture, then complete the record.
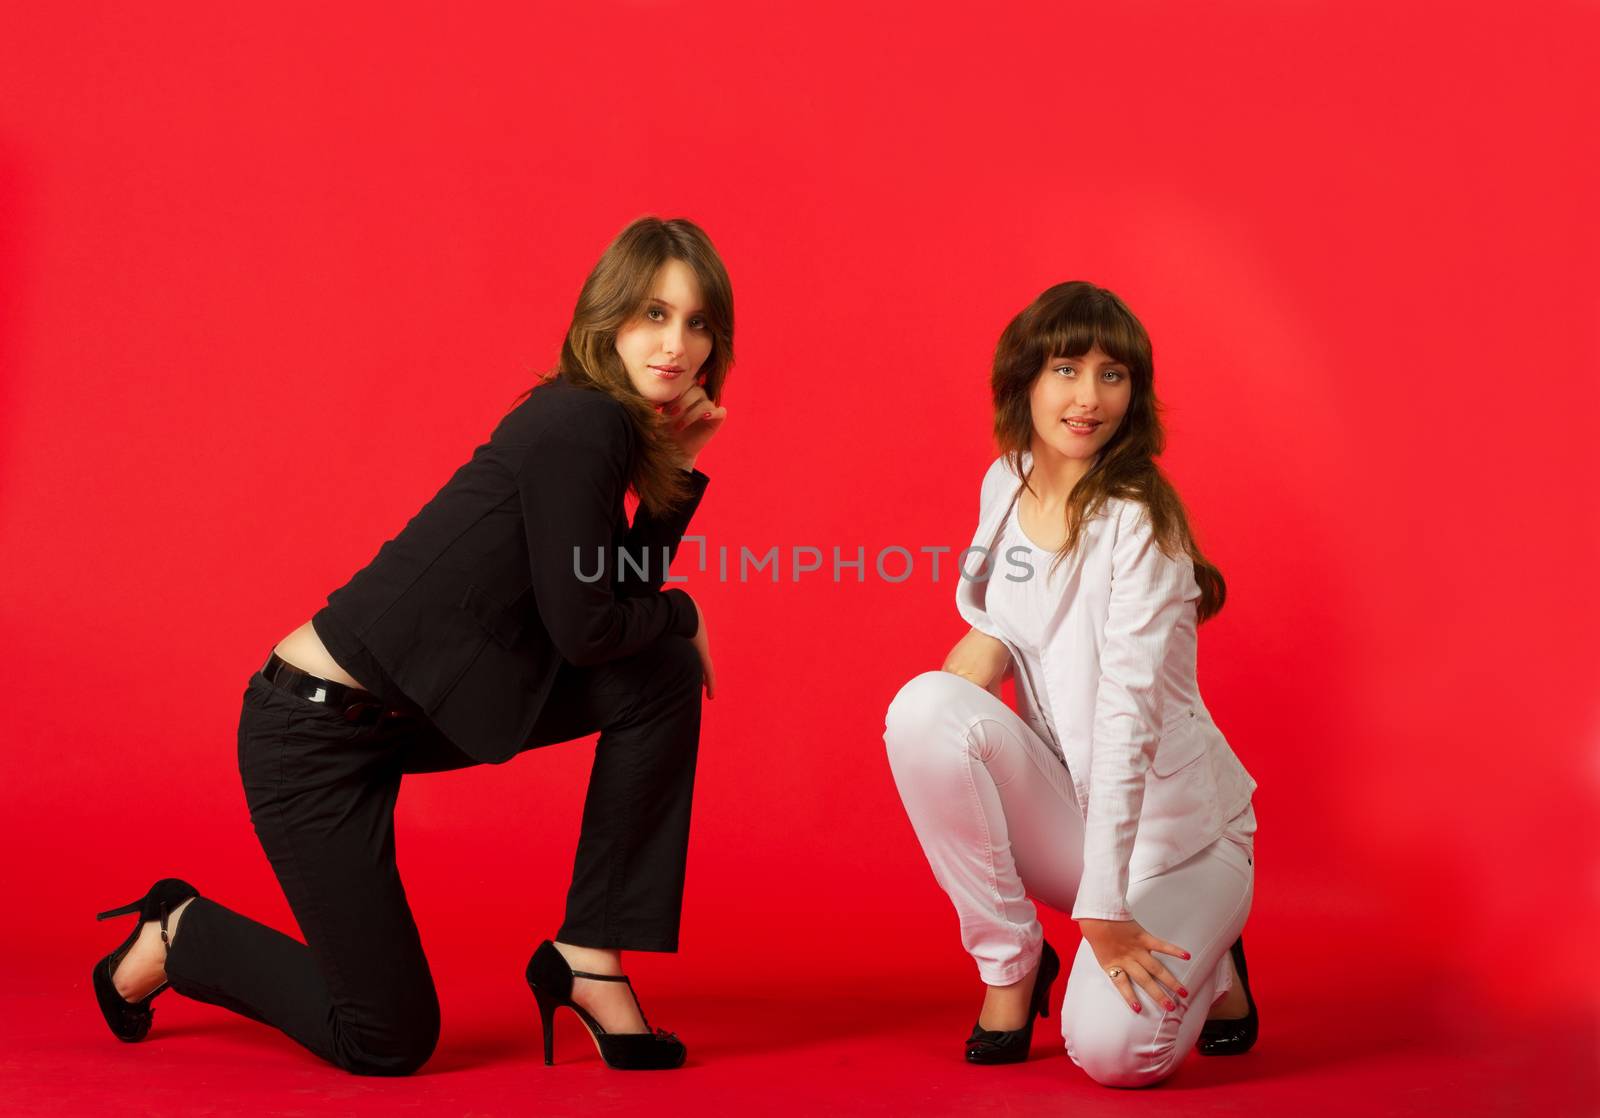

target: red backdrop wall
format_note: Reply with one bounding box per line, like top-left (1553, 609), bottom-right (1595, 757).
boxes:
top-left (2, 2), bottom-right (1595, 1112)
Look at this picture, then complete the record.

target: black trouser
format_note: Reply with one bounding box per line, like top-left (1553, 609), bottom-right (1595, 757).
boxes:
top-left (162, 632), bottom-right (702, 1077)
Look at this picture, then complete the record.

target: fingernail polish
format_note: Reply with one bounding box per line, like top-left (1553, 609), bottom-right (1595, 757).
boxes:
top-left (1178, 988), bottom-right (1189, 998)
top-left (1164, 1001), bottom-right (1176, 1011)
top-left (702, 410), bottom-right (712, 418)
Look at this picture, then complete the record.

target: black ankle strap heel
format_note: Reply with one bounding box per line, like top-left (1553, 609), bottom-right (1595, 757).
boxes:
top-left (92, 878), bottom-right (200, 1043)
top-left (1197, 935), bottom-right (1259, 1055)
top-left (965, 939), bottom-right (1061, 1065)
top-left (524, 939), bottom-right (687, 1070)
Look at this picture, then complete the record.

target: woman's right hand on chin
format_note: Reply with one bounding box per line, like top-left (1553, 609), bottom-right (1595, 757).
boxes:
top-left (689, 595), bottom-right (715, 700)
top-left (941, 627), bottom-right (1011, 697)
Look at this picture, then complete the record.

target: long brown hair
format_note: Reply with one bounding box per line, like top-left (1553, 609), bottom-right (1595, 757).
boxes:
top-left (991, 281), bottom-right (1226, 621)
top-left (512, 216), bottom-right (735, 517)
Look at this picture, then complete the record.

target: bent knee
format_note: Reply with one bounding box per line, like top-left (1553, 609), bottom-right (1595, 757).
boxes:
top-left (662, 633), bottom-right (700, 687)
top-left (340, 1034), bottom-right (438, 1077)
top-left (338, 1010), bottom-right (440, 1077)
top-left (654, 632), bottom-right (703, 691)
top-left (1064, 1029), bottom-right (1179, 1089)
top-left (884, 670), bottom-right (979, 745)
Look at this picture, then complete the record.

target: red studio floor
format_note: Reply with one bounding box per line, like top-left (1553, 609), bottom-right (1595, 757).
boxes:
top-left (5, 931), bottom-right (1593, 1117)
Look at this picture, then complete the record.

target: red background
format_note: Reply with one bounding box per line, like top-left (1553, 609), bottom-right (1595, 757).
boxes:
top-left (2, 2), bottom-right (1595, 1114)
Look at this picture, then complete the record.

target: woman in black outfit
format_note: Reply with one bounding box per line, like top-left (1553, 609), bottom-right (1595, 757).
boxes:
top-left (90, 216), bottom-right (733, 1075)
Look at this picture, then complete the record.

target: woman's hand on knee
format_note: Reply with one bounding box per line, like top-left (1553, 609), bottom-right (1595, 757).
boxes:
top-left (941, 628), bottom-right (1011, 695)
top-left (1077, 917), bottom-right (1191, 1014)
top-left (689, 595), bottom-right (715, 700)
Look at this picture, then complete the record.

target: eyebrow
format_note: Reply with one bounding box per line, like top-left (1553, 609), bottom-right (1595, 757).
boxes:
top-left (1048, 355), bottom-right (1126, 367)
top-left (647, 296), bottom-right (705, 314)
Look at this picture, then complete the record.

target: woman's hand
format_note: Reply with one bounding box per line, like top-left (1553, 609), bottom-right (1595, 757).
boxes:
top-left (658, 381), bottom-right (727, 472)
top-left (689, 594), bottom-right (716, 700)
top-left (941, 627), bottom-right (1012, 696)
top-left (1077, 918), bottom-right (1191, 1014)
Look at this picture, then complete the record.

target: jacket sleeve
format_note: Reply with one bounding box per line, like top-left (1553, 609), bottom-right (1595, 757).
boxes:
top-left (614, 466), bottom-right (710, 598)
top-left (515, 407), bottom-right (699, 667)
top-left (1071, 501), bottom-right (1199, 922)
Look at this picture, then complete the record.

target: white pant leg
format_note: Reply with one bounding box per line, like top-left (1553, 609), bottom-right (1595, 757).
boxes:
top-left (1060, 831), bottom-right (1255, 1088)
top-left (883, 670), bottom-right (1085, 986)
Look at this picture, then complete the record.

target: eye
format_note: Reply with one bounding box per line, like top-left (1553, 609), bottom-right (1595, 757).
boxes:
top-left (1052, 364), bottom-right (1076, 377)
top-left (646, 306), bottom-right (666, 321)
top-left (1102, 369), bottom-right (1126, 382)
top-left (690, 317), bottom-right (708, 330)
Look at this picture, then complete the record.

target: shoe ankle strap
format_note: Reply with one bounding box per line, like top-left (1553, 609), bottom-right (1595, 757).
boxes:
top-left (569, 969), bottom-right (631, 984)
top-left (567, 967), bottom-right (652, 1030)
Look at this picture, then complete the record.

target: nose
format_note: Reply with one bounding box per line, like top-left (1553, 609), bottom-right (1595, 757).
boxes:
top-left (661, 320), bottom-right (685, 358)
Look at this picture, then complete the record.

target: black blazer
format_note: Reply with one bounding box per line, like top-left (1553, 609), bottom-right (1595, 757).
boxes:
top-left (319, 373), bottom-right (707, 764)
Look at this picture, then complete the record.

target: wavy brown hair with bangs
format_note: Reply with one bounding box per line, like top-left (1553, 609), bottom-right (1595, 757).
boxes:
top-left (513, 216), bottom-right (734, 517)
top-left (991, 281), bottom-right (1226, 621)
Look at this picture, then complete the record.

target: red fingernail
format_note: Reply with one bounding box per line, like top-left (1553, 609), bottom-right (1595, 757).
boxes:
top-left (1178, 988), bottom-right (1189, 997)
top-left (1164, 1001), bottom-right (1176, 1011)
top-left (702, 410), bottom-right (712, 418)
top-left (1182, 952), bottom-right (1191, 960)
top-left (1132, 1003), bottom-right (1142, 1013)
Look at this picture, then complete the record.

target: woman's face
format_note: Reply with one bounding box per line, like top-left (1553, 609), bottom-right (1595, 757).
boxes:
top-left (1027, 344), bottom-right (1133, 463)
top-left (614, 258), bottom-right (714, 406)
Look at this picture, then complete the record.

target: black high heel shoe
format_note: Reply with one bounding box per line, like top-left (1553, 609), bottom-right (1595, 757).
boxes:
top-left (525, 940), bottom-right (686, 1070)
top-left (92, 878), bottom-right (200, 1043)
top-left (965, 939), bottom-right (1060, 1065)
top-left (1197, 935), bottom-right (1258, 1055)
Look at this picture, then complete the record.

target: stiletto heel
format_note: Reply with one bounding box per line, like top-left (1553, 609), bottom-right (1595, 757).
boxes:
top-left (91, 878), bottom-right (200, 1043)
top-left (1197, 935), bottom-right (1259, 1055)
top-left (96, 900), bottom-right (145, 920)
top-left (965, 939), bottom-right (1060, 1065)
top-left (524, 939), bottom-right (686, 1070)
top-left (531, 984), bottom-right (559, 1066)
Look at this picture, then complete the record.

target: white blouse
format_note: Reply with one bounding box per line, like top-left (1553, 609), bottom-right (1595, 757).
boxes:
top-left (984, 502), bottom-right (1069, 763)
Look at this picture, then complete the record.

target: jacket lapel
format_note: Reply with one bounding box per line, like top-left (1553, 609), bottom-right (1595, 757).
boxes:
top-left (956, 449), bottom-right (1099, 812)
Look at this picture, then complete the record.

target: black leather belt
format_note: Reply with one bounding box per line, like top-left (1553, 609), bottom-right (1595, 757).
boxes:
top-left (261, 651), bottom-right (396, 723)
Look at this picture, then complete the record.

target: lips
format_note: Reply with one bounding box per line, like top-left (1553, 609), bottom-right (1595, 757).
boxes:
top-left (1063, 418), bottom-right (1101, 429)
top-left (648, 365), bottom-right (683, 380)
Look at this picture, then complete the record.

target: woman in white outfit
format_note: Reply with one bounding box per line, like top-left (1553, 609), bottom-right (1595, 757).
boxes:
top-left (883, 281), bottom-right (1261, 1086)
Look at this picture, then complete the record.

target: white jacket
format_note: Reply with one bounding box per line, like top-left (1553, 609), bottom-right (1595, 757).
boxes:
top-left (954, 452), bottom-right (1257, 921)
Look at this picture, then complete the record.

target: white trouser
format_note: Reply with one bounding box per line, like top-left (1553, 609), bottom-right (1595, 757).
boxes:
top-left (883, 670), bottom-right (1255, 1088)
